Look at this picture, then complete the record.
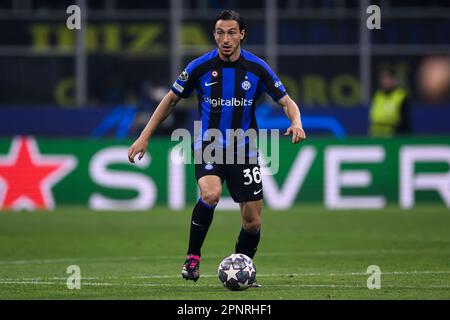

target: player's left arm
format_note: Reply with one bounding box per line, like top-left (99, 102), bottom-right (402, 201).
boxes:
top-left (277, 95), bottom-right (306, 144)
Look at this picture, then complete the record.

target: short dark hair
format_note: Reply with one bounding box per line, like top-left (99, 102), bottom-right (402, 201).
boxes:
top-left (213, 10), bottom-right (246, 41)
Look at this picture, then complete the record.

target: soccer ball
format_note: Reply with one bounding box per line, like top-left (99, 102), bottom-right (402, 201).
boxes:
top-left (218, 253), bottom-right (256, 291)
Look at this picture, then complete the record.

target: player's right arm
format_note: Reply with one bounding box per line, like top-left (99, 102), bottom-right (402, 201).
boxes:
top-left (128, 90), bottom-right (181, 163)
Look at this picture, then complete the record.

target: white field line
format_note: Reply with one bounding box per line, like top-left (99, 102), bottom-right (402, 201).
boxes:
top-left (0, 281), bottom-right (113, 286)
top-left (1, 270), bottom-right (450, 283)
top-left (0, 280), bottom-right (449, 290)
top-left (1, 248), bottom-right (449, 266)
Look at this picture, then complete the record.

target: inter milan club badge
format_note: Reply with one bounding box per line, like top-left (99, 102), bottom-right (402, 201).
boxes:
top-left (212, 70), bottom-right (218, 78)
top-left (204, 162), bottom-right (213, 170)
top-left (241, 79), bottom-right (252, 91)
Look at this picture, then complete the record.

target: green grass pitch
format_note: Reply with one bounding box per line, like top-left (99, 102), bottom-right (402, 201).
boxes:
top-left (0, 205), bottom-right (449, 299)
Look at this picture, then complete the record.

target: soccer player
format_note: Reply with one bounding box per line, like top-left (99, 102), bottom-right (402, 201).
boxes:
top-left (128, 10), bottom-right (306, 284)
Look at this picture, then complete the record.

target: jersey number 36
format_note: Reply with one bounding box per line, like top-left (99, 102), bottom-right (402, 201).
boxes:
top-left (243, 167), bottom-right (262, 185)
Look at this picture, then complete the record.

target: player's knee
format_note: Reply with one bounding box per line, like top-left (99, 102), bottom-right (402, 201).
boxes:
top-left (201, 190), bottom-right (221, 206)
top-left (243, 219), bottom-right (261, 233)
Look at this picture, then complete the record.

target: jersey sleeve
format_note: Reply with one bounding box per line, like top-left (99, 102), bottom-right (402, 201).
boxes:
top-left (259, 62), bottom-right (287, 102)
top-left (171, 63), bottom-right (198, 99)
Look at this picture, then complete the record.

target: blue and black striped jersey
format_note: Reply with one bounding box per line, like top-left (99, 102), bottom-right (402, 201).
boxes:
top-left (171, 48), bottom-right (287, 152)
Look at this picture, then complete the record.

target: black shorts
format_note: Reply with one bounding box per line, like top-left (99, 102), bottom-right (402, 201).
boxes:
top-left (195, 160), bottom-right (264, 203)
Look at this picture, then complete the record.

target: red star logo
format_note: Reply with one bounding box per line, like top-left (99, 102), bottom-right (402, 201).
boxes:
top-left (0, 137), bottom-right (77, 211)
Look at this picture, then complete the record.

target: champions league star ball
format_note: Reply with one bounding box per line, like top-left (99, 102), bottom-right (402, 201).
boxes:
top-left (218, 254), bottom-right (256, 291)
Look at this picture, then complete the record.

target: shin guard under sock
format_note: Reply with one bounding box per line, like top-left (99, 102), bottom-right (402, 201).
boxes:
top-left (187, 198), bottom-right (215, 256)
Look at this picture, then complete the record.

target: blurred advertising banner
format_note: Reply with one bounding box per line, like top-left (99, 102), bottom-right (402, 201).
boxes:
top-left (0, 136), bottom-right (449, 211)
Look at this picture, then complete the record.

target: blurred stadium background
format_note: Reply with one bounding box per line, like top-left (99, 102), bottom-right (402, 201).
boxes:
top-left (1, 0), bottom-right (450, 137)
top-left (0, 0), bottom-right (449, 299)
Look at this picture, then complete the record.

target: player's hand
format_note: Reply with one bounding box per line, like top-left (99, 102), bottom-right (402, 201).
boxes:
top-left (284, 123), bottom-right (306, 144)
top-left (128, 137), bottom-right (148, 163)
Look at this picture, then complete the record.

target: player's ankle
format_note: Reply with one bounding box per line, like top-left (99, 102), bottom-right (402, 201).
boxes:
top-left (186, 254), bottom-right (200, 261)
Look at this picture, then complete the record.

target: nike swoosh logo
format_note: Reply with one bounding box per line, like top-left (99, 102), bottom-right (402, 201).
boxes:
top-left (204, 81), bottom-right (218, 87)
top-left (253, 189), bottom-right (263, 195)
top-left (192, 221), bottom-right (204, 227)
